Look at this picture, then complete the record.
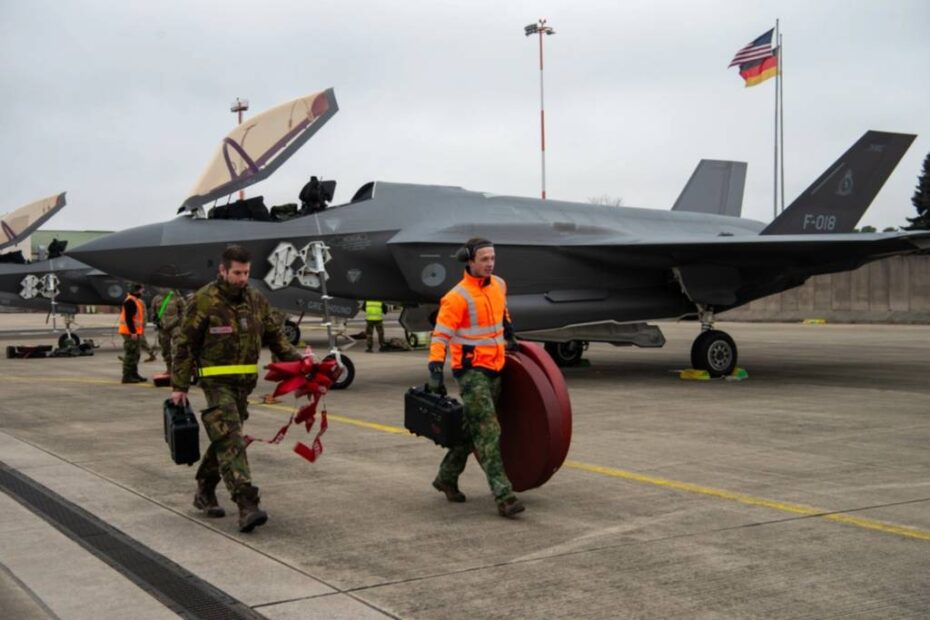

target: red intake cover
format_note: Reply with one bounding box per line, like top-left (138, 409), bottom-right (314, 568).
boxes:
top-left (498, 343), bottom-right (572, 491)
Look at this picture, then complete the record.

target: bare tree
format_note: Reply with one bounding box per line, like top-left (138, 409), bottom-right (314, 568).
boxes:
top-left (588, 194), bottom-right (624, 207)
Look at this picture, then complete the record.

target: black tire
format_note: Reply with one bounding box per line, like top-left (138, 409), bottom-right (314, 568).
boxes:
top-left (690, 330), bottom-right (738, 377)
top-left (283, 320), bottom-right (300, 345)
top-left (544, 340), bottom-right (585, 367)
top-left (58, 332), bottom-right (80, 348)
top-left (406, 332), bottom-right (419, 348)
top-left (325, 353), bottom-right (355, 390)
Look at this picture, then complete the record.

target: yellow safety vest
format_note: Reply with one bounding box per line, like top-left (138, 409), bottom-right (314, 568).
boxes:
top-left (365, 300), bottom-right (384, 322)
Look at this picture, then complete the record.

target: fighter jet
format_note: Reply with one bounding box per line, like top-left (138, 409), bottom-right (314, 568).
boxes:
top-left (0, 193), bottom-right (141, 343)
top-left (71, 88), bottom-right (930, 376)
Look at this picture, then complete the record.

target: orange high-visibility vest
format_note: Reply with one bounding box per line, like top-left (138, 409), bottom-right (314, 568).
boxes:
top-left (118, 294), bottom-right (145, 335)
top-left (429, 270), bottom-right (510, 373)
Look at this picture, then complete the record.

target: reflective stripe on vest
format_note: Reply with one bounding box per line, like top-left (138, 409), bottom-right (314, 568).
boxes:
top-left (198, 364), bottom-right (259, 377)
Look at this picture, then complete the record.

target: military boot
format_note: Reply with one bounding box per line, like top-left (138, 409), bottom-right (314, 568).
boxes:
top-left (234, 485), bottom-right (268, 533)
top-left (432, 478), bottom-right (466, 502)
top-left (497, 496), bottom-right (525, 518)
top-left (192, 479), bottom-right (226, 518)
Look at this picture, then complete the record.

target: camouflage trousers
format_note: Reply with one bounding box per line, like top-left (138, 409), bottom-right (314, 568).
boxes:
top-left (121, 335), bottom-right (141, 379)
top-left (196, 383), bottom-right (253, 500)
top-left (366, 320), bottom-right (384, 350)
top-left (437, 370), bottom-right (514, 501)
top-left (158, 330), bottom-right (173, 375)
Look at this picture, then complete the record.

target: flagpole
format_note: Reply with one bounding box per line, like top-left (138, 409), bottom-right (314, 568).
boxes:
top-left (779, 30), bottom-right (785, 213)
top-left (773, 19), bottom-right (779, 219)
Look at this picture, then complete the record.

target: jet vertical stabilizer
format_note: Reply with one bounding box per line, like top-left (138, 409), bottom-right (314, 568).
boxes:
top-left (671, 160), bottom-right (746, 217)
top-left (761, 131), bottom-right (915, 235)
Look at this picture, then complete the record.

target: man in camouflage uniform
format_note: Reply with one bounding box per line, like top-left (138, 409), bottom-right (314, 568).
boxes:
top-left (170, 245), bottom-right (301, 533)
top-left (427, 238), bottom-right (524, 518)
top-left (151, 288), bottom-right (186, 375)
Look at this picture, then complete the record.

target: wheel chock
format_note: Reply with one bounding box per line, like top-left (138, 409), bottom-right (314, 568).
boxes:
top-left (678, 368), bottom-right (748, 381)
top-left (802, 318), bottom-right (827, 324)
top-left (725, 368), bottom-right (749, 381)
top-left (679, 369), bottom-right (710, 380)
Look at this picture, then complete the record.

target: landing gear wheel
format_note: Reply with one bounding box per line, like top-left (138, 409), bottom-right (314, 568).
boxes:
top-left (283, 320), bottom-right (300, 345)
top-left (544, 340), bottom-right (586, 367)
top-left (690, 330), bottom-right (737, 377)
top-left (325, 353), bottom-right (355, 390)
top-left (58, 333), bottom-right (80, 348)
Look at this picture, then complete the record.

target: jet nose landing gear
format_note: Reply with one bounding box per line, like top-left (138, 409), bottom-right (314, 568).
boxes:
top-left (690, 329), bottom-right (737, 377)
top-left (690, 307), bottom-right (738, 377)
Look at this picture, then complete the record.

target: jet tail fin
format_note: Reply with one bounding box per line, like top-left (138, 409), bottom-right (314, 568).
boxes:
top-left (761, 131), bottom-right (915, 235)
top-left (671, 159), bottom-right (747, 217)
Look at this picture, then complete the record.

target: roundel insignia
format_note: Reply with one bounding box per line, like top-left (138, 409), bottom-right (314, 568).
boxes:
top-left (421, 263), bottom-right (446, 287)
top-left (107, 284), bottom-right (124, 299)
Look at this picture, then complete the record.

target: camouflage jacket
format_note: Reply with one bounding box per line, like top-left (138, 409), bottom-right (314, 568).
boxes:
top-left (171, 278), bottom-right (300, 391)
top-left (151, 290), bottom-right (186, 335)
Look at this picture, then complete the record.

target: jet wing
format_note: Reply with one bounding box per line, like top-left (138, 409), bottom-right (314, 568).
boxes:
top-left (0, 192), bottom-right (66, 253)
top-left (181, 89), bottom-right (338, 212)
top-left (564, 231), bottom-right (930, 306)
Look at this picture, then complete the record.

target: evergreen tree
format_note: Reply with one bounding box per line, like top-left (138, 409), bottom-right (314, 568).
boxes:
top-left (904, 151), bottom-right (930, 230)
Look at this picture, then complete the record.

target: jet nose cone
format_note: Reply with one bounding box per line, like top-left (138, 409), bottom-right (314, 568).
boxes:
top-left (68, 222), bottom-right (167, 282)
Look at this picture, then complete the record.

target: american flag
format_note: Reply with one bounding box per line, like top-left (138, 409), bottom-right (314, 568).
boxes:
top-left (728, 28), bottom-right (774, 68)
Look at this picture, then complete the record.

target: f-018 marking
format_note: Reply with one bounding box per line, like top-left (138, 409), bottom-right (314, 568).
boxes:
top-left (803, 213), bottom-right (837, 232)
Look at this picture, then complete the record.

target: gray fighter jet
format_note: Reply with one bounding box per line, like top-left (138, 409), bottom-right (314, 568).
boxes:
top-left (71, 89), bottom-right (930, 375)
top-left (0, 193), bottom-right (139, 344)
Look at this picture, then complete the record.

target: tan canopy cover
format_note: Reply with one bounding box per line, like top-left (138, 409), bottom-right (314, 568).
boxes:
top-left (182, 88), bottom-right (338, 211)
top-left (0, 192), bottom-right (67, 253)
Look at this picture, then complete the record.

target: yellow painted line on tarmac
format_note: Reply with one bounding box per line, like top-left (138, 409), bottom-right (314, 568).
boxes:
top-left (563, 459), bottom-right (930, 541)
top-left (5, 374), bottom-right (928, 542)
top-left (253, 400), bottom-right (930, 542)
top-left (256, 401), bottom-right (410, 435)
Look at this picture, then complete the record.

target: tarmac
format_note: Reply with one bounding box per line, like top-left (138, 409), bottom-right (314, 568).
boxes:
top-left (1, 312), bottom-right (929, 619)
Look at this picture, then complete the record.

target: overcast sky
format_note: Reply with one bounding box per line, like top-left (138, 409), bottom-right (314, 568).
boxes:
top-left (1, 0), bottom-right (927, 232)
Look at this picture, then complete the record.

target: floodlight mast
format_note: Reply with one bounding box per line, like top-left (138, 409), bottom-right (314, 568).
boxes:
top-left (230, 97), bottom-right (250, 200)
top-left (524, 19), bottom-right (555, 200)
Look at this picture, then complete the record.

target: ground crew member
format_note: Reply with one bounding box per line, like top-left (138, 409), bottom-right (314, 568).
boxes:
top-left (364, 300), bottom-right (387, 352)
top-left (170, 245), bottom-right (301, 533)
top-left (151, 288), bottom-right (186, 375)
top-left (427, 237), bottom-right (524, 518)
top-left (119, 283), bottom-right (147, 383)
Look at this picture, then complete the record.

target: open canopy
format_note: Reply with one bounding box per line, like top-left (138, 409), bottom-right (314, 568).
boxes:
top-left (0, 192), bottom-right (66, 253)
top-left (181, 88), bottom-right (338, 212)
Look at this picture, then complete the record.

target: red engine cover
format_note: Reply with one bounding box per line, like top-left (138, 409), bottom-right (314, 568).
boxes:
top-left (497, 343), bottom-right (572, 491)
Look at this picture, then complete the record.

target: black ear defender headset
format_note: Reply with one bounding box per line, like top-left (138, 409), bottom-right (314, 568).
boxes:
top-left (455, 238), bottom-right (493, 263)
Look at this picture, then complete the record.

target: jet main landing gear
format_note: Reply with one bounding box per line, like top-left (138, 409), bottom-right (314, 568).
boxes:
top-left (544, 340), bottom-right (588, 367)
top-left (689, 307), bottom-right (738, 377)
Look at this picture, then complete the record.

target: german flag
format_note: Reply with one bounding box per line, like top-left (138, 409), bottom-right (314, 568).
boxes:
top-left (739, 47), bottom-right (779, 87)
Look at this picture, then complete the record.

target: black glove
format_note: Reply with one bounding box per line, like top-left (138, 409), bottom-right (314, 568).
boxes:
top-left (503, 320), bottom-right (518, 352)
top-left (427, 361), bottom-right (446, 396)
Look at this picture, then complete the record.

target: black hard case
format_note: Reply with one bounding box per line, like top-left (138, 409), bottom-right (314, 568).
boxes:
top-left (163, 399), bottom-right (200, 466)
top-left (404, 386), bottom-right (465, 447)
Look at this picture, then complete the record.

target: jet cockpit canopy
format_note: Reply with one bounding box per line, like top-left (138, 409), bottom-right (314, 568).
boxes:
top-left (180, 88), bottom-right (338, 215)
